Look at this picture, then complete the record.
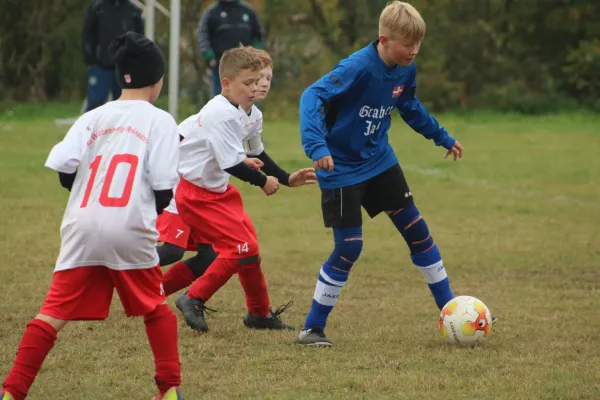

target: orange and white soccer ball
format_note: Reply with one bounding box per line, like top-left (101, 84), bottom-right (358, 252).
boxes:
top-left (439, 296), bottom-right (493, 345)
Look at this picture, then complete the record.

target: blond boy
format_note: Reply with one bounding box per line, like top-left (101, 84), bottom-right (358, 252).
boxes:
top-left (297, 2), bottom-right (495, 346)
top-left (173, 47), bottom-right (315, 332)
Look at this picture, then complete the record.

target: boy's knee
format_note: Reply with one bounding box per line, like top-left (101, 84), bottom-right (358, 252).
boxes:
top-left (184, 244), bottom-right (217, 277)
top-left (328, 227), bottom-right (363, 271)
top-left (337, 237), bottom-right (363, 264)
top-left (35, 314), bottom-right (68, 332)
top-left (144, 303), bottom-right (174, 324)
top-left (237, 254), bottom-right (260, 266)
top-left (389, 204), bottom-right (434, 254)
top-left (157, 243), bottom-right (186, 266)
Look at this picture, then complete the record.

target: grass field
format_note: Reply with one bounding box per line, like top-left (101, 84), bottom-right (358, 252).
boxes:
top-left (0, 108), bottom-right (599, 399)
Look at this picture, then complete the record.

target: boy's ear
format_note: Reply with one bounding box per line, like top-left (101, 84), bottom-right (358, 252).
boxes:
top-left (221, 77), bottom-right (230, 88)
top-left (379, 35), bottom-right (389, 45)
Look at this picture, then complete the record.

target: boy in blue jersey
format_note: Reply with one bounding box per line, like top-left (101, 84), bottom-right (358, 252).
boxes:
top-left (297, 1), bottom-right (494, 346)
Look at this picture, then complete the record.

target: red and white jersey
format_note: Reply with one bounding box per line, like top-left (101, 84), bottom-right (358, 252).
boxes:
top-left (45, 100), bottom-right (179, 272)
top-left (163, 113), bottom-right (198, 215)
top-left (242, 104), bottom-right (264, 156)
top-left (178, 95), bottom-right (259, 193)
top-left (167, 103), bottom-right (264, 212)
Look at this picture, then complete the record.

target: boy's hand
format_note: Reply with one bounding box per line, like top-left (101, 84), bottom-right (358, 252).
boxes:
top-left (261, 176), bottom-right (280, 196)
top-left (243, 158), bottom-right (264, 171)
top-left (314, 156), bottom-right (334, 172)
top-left (289, 168), bottom-right (317, 187)
top-left (444, 140), bottom-right (463, 161)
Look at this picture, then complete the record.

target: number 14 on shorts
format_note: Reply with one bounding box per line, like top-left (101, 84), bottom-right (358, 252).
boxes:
top-left (237, 242), bottom-right (249, 254)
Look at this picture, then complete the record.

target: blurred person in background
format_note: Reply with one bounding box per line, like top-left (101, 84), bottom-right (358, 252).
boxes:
top-left (82, 0), bottom-right (145, 111)
top-left (197, 0), bottom-right (265, 97)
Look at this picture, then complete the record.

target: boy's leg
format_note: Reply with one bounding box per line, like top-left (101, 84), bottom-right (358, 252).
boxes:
top-left (157, 210), bottom-right (198, 295)
top-left (110, 267), bottom-right (181, 397)
top-left (299, 184), bottom-right (366, 346)
top-left (237, 214), bottom-right (294, 330)
top-left (175, 181), bottom-right (265, 332)
top-left (366, 164), bottom-right (455, 310)
top-left (3, 267), bottom-right (113, 399)
top-left (237, 213), bottom-right (269, 316)
top-left (161, 243), bottom-right (217, 297)
top-left (157, 242), bottom-right (187, 267)
top-left (85, 65), bottom-right (111, 111)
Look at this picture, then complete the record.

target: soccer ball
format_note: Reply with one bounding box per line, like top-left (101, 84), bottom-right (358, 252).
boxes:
top-left (439, 296), bottom-right (492, 345)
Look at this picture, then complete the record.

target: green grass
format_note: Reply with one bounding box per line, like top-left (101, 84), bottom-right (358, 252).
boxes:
top-left (1, 110), bottom-right (599, 399)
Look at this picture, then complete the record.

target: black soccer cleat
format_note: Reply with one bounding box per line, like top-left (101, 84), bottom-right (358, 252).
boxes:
top-left (175, 292), bottom-right (216, 332)
top-left (243, 301), bottom-right (295, 331)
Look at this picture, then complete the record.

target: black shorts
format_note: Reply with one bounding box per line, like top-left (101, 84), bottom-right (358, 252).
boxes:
top-left (321, 164), bottom-right (413, 228)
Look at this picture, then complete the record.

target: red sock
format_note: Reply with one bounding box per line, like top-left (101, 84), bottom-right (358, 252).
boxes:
top-left (3, 319), bottom-right (58, 400)
top-left (162, 261), bottom-right (197, 296)
top-left (187, 257), bottom-right (238, 301)
top-left (238, 261), bottom-right (270, 316)
top-left (144, 304), bottom-right (181, 395)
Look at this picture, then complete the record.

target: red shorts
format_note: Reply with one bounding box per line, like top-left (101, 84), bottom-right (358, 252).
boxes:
top-left (157, 210), bottom-right (207, 251)
top-left (40, 266), bottom-right (165, 320)
top-left (176, 179), bottom-right (258, 259)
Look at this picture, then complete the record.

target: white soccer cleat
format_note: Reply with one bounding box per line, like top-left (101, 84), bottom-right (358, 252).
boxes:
top-left (298, 327), bottom-right (333, 346)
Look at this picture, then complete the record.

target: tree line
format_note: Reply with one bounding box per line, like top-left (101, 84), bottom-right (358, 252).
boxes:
top-left (1, 0), bottom-right (598, 114)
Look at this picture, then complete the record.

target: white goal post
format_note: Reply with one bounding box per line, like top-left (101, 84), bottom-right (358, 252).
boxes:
top-left (136, 0), bottom-right (181, 118)
top-left (55, 0), bottom-right (181, 127)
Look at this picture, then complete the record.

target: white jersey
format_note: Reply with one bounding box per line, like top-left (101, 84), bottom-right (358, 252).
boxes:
top-left (163, 113), bottom-right (198, 215)
top-left (242, 104), bottom-right (264, 156)
top-left (45, 100), bottom-right (179, 271)
top-left (178, 95), bottom-right (265, 193)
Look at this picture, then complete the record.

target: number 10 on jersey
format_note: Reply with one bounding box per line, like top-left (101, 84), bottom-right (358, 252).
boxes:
top-left (80, 154), bottom-right (139, 208)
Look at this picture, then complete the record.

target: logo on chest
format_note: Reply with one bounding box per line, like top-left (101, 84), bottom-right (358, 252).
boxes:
top-left (392, 85), bottom-right (404, 98)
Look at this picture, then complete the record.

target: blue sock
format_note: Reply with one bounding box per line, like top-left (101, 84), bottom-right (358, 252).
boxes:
top-left (303, 226), bottom-right (362, 331)
top-left (411, 245), bottom-right (454, 309)
top-left (390, 204), bottom-right (454, 310)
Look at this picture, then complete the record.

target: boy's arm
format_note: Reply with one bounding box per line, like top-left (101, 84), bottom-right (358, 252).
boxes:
top-left (255, 151), bottom-right (290, 186)
top-left (45, 114), bottom-right (93, 186)
top-left (209, 119), bottom-right (267, 187)
top-left (395, 67), bottom-right (455, 150)
top-left (244, 118), bottom-right (291, 185)
top-left (147, 116), bottom-right (179, 191)
top-left (58, 172), bottom-right (77, 191)
top-left (147, 114), bottom-right (180, 214)
top-left (300, 62), bottom-right (361, 162)
top-left (46, 113), bottom-right (94, 191)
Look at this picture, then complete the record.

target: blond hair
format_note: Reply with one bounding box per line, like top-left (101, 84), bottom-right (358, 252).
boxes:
top-left (219, 46), bottom-right (262, 80)
top-left (379, 1), bottom-right (426, 43)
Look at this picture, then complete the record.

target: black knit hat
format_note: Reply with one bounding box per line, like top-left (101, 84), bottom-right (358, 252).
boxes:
top-left (108, 32), bottom-right (165, 89)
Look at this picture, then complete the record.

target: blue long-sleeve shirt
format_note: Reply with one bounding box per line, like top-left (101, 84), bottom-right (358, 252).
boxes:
top-left (300, 41), bottom-right (455, 189)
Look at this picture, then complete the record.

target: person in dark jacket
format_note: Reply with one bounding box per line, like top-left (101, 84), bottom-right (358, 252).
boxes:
top-left (82, 0), bottom-right (144, 111)
top-left (197, 0), bottom-right (264, 97)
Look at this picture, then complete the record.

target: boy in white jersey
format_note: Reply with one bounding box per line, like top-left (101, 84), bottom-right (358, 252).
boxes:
top-left (157, 48), bottom-right (313, 303)
top-left (155, 116), bottom-right (216, 296)
top-left (1, 33), bottom-right (183, 400)
top-left (173, 47), bottom-right (315, 333)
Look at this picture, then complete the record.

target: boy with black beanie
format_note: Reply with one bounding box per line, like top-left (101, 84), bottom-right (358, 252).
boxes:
top-left (1, 32), bottom-right (183, 400)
